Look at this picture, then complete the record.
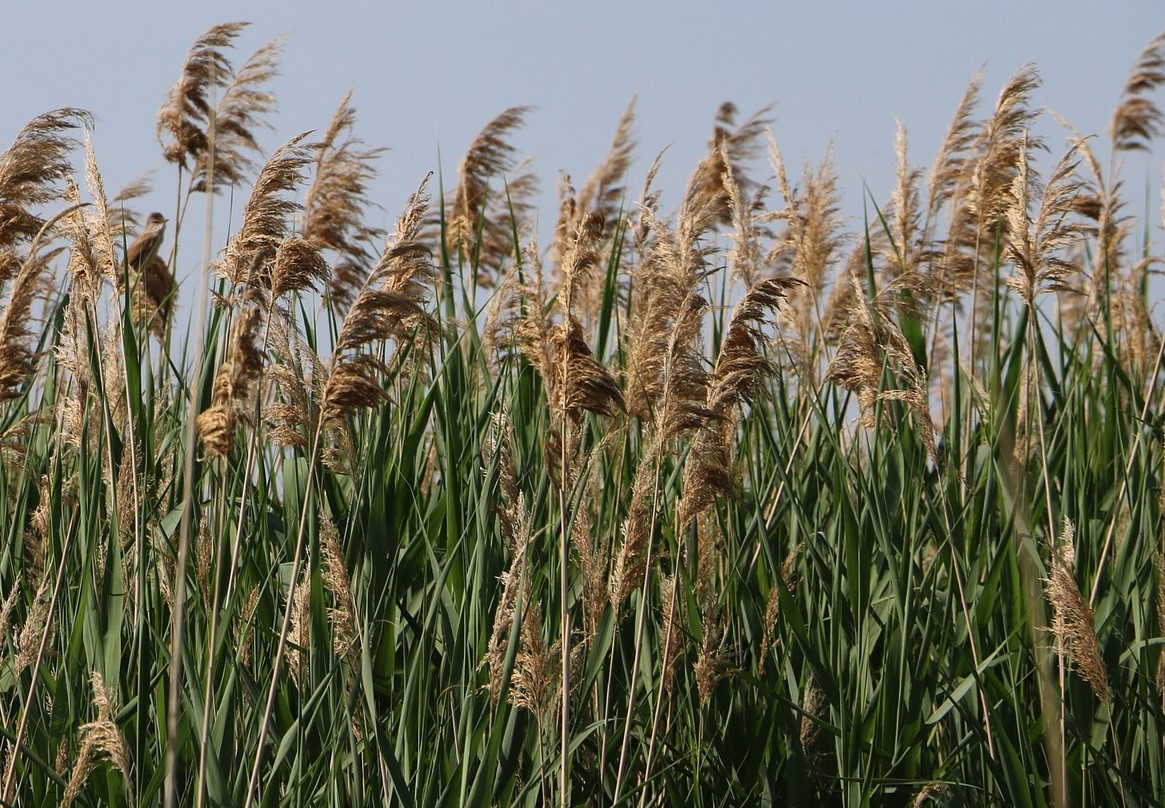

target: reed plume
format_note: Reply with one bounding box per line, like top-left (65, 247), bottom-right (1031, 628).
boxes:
top-left (768, 140), bottom-right (845, 372)
top-left (686, 103), bottom-right (772, 229)
top-left (61, 673), bottom-right (134, 807)
top-left (1045, 519), bottom-right (1109, 702)
top-left (940, 65), bottom-right (1042, 301)
top-left (322, 175), bottom-right (434, 422)
top-left (217, 132), bottom-right (313, 290)
top-left (198, 135), bottom-right (313, 455)
top-left (0, 108), bottom-right (90, 280)
top-left (196, 297), bottom-right (264, 457)
top-left (679, 277), bottom-right (797, 527)
top-left (192, 36), bottom-right (283, 191)
top-left (0, 238), bottom-right (66, 402)
top-left (575, 97), bottom-right (637, 239)
top-left (827, 276), bottom-right (936, 461)
top-left (1003, 142), bottom-right (1086, 304)
top-left (319, 515), bottom-right (358, 665)
top-left (926, 70), bottom-right (983, 221)
top-left (446, 106), bottom-right (535, 281)
top-left (303, 90), bottom-right (386, 307)
top-left (156, 20), bottom-right (280, 192)
top-left (1111, 30), bottom-right (1165, 152)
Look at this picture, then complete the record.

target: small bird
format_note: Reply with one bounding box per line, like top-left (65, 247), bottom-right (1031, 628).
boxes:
top-left (124, 211), bottom-right (168, 273)
top-left (123, 212), bottom-right (176, 338)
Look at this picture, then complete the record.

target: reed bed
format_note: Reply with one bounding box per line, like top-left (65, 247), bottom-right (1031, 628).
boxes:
top-left (1, 21), bottom-right (1165, 807)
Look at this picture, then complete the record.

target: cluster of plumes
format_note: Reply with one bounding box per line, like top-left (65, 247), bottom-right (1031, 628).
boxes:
top-left (524, 211), bottom-right (625, 425)
top-left (197, 134), bottom-right (321, 457)
top-left (445, 106), bottom-right (537, 284)
top-left (264, 173), bottom-right (434, 469)
top-left (1044, 519), bottom-right (1110, 702)
top-left (679, 277), bottom-right (801, 528)
top-left (157, 21), bottom-right (280, 191)
top-left (936, 66), bottom-right (1044, 305)
top-left (550, 99), bottom-right (638, 326)
top-left (826, 276), bottom-right (937, 461)
top-left (611, 129), bottom-right (776, 611)
top-left (320, 175), bottom-right (435, 422)
top-left (203, 119), bottom-right (429, 462)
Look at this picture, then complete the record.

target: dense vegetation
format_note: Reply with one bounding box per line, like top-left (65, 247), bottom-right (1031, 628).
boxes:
top-left (2, 21), bottom-right (1165, 807)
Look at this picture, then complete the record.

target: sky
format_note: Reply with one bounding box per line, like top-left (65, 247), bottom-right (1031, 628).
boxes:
top-left (4, 1), bottom-right (1165, 298)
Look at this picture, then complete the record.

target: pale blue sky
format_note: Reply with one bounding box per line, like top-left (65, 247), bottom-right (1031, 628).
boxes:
top-left (5, 2), bottom-right (1164, 282)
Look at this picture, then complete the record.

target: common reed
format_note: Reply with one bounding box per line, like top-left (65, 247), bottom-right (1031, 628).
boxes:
top-left (4, 21), bottom-right (1165, 808)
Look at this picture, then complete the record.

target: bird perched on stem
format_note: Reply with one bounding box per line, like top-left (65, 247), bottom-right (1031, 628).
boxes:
top-left (123, 211), bottom-right (176, 338)
top-left (125, 211), bottom-right (168, 272)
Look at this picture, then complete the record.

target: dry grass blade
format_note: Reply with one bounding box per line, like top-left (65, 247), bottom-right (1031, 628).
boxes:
top-left (304, 89), bottom-right (386, 307)
top-left (193, 36), bottom-right (283, 191)
top-left (157, 21), bottom-right (249, 169)
top-left (1111, 30), bottom-right (1165, 152)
